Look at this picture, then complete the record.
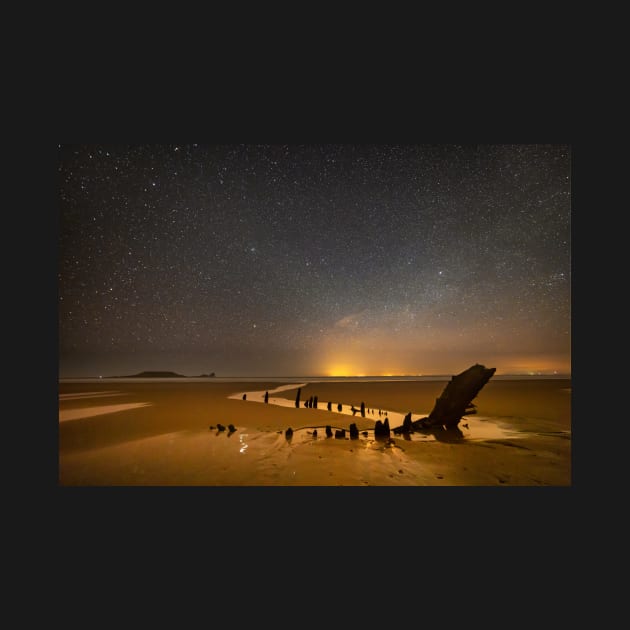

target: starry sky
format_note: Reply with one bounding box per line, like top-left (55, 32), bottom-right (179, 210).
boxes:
top-left (58, 144), bottom-right (571, 377)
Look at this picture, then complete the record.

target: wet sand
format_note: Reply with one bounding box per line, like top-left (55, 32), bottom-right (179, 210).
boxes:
top-left (58, 378), bottom-right (571, 486)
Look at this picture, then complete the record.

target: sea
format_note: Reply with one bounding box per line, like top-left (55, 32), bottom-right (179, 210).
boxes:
top-left (59, 374), bottom-right (570, 384)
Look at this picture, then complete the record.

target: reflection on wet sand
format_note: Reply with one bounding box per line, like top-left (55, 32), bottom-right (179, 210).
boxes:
top-left (59, 402), bottom-right (152, 422)
top-left (231, 383), bottom-right (525, 443)
top-left (58, 378), bottom-right (571, 486)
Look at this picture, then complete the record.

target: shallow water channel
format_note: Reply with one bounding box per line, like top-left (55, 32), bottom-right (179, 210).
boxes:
top-left (228, 383), bottom-right (523, 443)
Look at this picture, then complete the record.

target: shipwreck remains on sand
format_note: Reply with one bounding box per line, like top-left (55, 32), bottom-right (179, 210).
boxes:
top-left (393, 363), bottom-right (496, 434)
top-left (275, 364), bottom-right (495, 443)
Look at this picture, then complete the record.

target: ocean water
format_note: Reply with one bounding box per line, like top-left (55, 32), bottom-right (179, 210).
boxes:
top-left (59, 374), bottom-right (571, 384)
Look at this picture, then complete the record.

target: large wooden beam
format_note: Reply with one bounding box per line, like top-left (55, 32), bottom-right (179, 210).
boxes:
top-left (426, 363), bottom-right (496, 427)
top-left (393, 364), bottom-right (496, 433)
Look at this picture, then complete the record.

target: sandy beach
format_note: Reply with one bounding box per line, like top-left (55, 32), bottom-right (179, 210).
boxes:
top-left (58, 378), bottom-right (571, 486)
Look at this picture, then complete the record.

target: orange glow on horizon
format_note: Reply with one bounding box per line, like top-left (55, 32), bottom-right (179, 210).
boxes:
top-left (321, 349), bottom-right (570, 378)
top-left (326, 363), bottom-right (407, 377)
top-left (327, 365), bottom-right (356, 377)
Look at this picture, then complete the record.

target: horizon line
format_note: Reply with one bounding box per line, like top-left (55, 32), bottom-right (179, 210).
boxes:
top-left (59, 372), bottom-right (572, 379)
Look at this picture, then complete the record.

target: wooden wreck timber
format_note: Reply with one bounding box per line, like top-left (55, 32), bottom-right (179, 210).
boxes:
top-left (392, 364), bottom-right (496, 434)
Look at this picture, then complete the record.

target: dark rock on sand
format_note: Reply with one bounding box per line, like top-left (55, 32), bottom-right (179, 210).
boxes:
top-left (217, 423), bottom-right (226, 432)
top-left (349, 423), bottom-right (359, 439)
top-left (325, 425), bottom-right (333, 437)
top-left (335, 429), bottom-right (346, 439)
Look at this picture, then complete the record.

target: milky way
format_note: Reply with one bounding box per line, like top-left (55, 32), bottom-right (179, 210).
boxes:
top-left (58, 144), bottom-right (571, 377)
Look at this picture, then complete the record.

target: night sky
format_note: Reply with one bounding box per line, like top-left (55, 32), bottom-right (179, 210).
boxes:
top-left (58, 144), bottom-right (571, 377)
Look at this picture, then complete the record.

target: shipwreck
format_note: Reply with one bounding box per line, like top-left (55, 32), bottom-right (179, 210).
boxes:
top-left (392, 363), bottom-right (496, 435)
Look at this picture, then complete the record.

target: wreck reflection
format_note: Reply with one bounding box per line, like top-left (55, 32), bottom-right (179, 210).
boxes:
top-left (422, 425), bottom-right (465, 443)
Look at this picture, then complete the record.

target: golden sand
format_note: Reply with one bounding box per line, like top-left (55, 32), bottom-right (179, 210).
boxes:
top-left (58, 379), bottom-right (571, 486)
